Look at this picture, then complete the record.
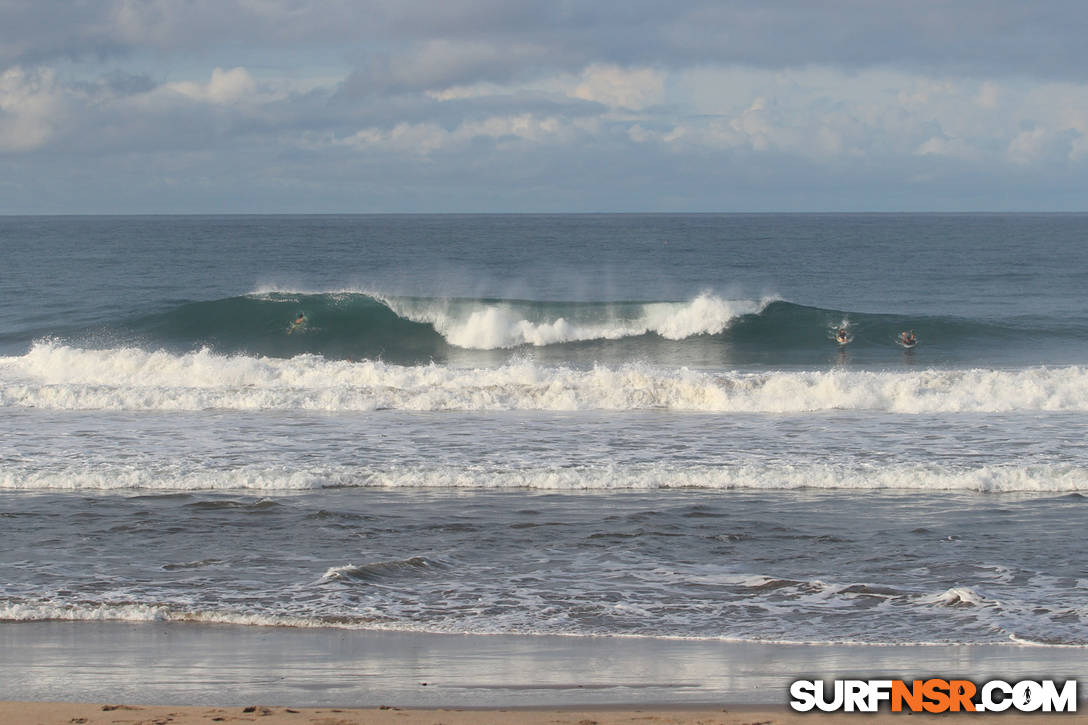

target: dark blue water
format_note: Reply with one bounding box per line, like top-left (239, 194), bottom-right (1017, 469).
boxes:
top-left (1, 214), bottom-right (1086, 647)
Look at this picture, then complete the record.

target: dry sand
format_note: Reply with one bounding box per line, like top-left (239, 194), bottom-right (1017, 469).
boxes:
top-left (3, 702), bottom-right (1087, 725)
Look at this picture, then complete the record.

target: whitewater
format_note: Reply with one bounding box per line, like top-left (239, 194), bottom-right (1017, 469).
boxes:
top-left (2, 213), bottom-right (1087, 651)
top-left (3, 461), bottom-right (1086, 494)
top-left (5, 340), bottom-right (1088, 413)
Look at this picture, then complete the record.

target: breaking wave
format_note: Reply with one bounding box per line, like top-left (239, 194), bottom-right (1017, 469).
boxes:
top-left (11, 290), bottom-right (774, 361)
top-left (377, 292), bottom-right (769, 348)
top-left (10, 288), bottom-right (1080, 366)
top-left (3, 342), bottom-right (1088, 413)
top-left (1, 461), bottom-right (1085, 493)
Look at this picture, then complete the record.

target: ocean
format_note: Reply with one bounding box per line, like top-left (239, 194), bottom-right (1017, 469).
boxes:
top-left (2, 213), bottom-right (1087, 657)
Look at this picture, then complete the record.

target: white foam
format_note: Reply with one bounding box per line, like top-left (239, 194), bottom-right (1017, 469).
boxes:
top-left (246, 287), bottom-right (771, 348)
top-left (924, 587), bottom-right (992, 608)
top-left (0, 465), bottom-right (344, 491)
top-left (2, 461), bottom-right (1084, 493)
top-left (381, 292), bottom-right (771, 348)
top-left (0, 601), bottom-right (321, 628)
top-left (4, 342), bottom-right (1088, 414)
top-left (0, 602), bottom-right (170, 623)
top-left (320, 564), bottom-right (364, 581)
top-left (5, 601), bottom-right (1081, 647)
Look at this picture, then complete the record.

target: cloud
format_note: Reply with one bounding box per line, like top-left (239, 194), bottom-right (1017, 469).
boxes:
top-left (0, 66), bottom-right (64, 151)
top-left (571, 65), bottom-right (665, 110)
top-left (5, 1), bottom-right (1088, 83)
top-left (1006, 126), bottom-right (1079, 165)
top-left (976, 81), bottom-right (1000, 110)
top-left (4, 2), bottom-right (1088, 210)
top-left (340, 113), bottom-right (578, 156)
top-left (914, 136), bottom-right (977, 160)
top-left (164, 67), bottom-right (258, 104)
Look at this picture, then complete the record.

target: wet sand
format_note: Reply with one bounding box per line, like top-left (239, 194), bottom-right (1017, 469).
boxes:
top-left (1, 622), bottom-right (1084, 721)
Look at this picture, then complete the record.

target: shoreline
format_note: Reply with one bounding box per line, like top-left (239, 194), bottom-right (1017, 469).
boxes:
top-left (3, 621), bottom-right (1085, 711)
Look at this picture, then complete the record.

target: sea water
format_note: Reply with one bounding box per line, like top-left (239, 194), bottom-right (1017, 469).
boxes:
top-left (1, 214), bottom-right (1087, 649)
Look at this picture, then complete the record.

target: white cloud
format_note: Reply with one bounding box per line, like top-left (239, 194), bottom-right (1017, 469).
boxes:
top-left (426, 82), bottom-right (507, 102)
top-left (914, 135), bottom-right (976, 160)
top-left (627, 124), bottom-right (653, 143)
top-left (570, 64), bottom-right (665, 110)
top-left (1007, 127), bottom-right (1058, 165)
top-left (815, 125), bottom-right (844, 156)
top-left (0, 66), bottom-right (63, 152)
top-left (658, 66), bottom-right (1088, 168)
top-left (342, 113), bottom-right (572, 156)
top-left (976, 81), bottom-right (1000, 109)
top-left (338, 63), bottom-right (1088, 173)
top-left (658, 94), bottom-right (838, 159)
top-left (9, 60), bottom-right (1088, 173)
top-left (729, 96), bottom-right (774, 150)
top-left (896, 79), bottom-right (956, 109)
top-left (164, 67), bottom-right (258, 104)
top-left (8, 52), bottom-right (1088, 212)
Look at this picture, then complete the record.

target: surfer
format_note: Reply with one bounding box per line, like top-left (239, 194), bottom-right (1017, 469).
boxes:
top-left (836, 327), bottom-right (850, 344)
top-left (288, 312), bottom-right (306, 334)
top-left (899, 330), bottom-right (916, 346)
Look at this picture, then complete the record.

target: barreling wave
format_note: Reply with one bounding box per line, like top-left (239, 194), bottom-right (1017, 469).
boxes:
top-left (10, 288), bottom-right (1084, 365)
top-left (28, 290), bottom-right (774, 361)
top-left (3, 342), bottom-right (1088, 413)
top-left (2, 461), bottom-right (1085, 492)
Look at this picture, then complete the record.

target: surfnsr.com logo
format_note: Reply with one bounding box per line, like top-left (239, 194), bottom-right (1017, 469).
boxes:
top-left (789, 678), bottom-right (1078, 713)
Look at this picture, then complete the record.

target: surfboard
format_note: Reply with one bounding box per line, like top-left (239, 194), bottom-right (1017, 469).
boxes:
top-left (288, 314), bottom-right (307, 334)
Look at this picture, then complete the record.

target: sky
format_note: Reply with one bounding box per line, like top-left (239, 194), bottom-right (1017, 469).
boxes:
top-left (2, 0), bottom-right (1088, 213)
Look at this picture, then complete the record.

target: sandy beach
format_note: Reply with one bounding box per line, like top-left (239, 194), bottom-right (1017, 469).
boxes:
top-left (4, 701), bottom-right (1088, 724)
top-left (2, 622), bottom-right (1084, 723)
top-left (4, 622), bottom-right (1085, 707)
top-left (6, 0), bottom-right (1088, 719)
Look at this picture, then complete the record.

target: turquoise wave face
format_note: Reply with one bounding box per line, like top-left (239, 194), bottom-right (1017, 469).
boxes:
top-left (16, 291), bottom-right (1088, 368)
top-left (132, 293), bottom-right (447, 362)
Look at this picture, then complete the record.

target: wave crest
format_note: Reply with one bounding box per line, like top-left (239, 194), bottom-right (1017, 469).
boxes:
top-left (320, 557), bottom-right (438, 583)
top-left (382, 292), bottom-right (770, 349)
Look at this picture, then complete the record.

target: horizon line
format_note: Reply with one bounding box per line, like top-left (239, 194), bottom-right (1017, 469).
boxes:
top-left (3, 210), bottom-right (1087, 217)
